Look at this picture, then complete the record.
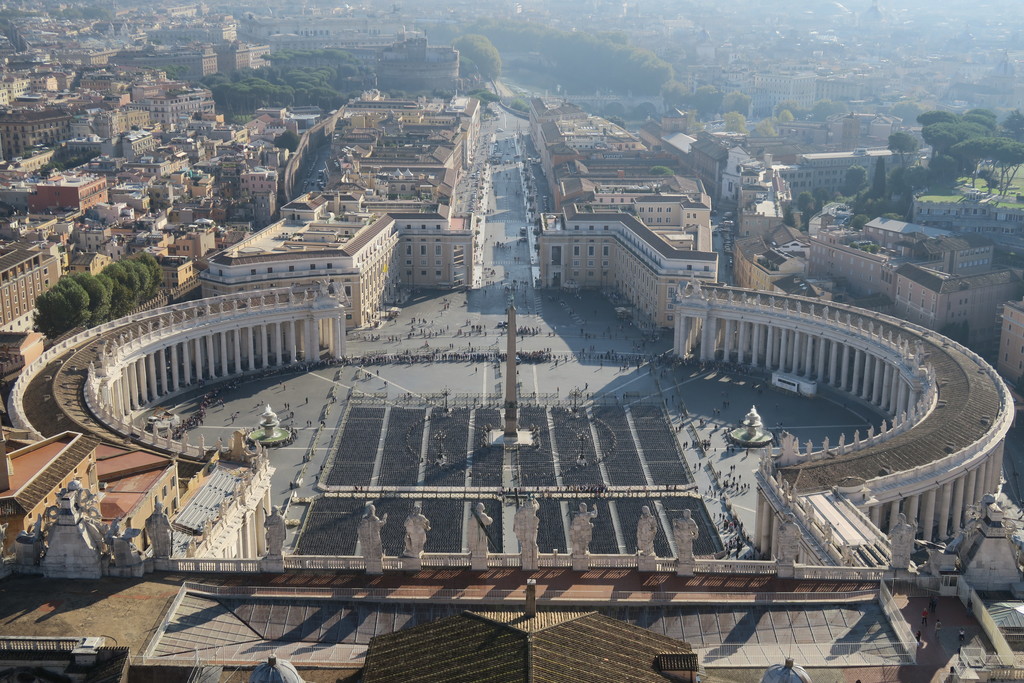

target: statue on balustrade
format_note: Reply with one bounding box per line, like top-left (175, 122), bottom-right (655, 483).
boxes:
top-left (264, 505), bottom-right (287, 557)
top-left (145, 501), bottom-right (174, 559)
top-left (570, 503), bottom-right (599, 556)
top-left (889, 512), bottom-right (917, 570)
top-left (468, 502), bottom-right (493, 555)
top-left (636, 506), bottom-right (658, 556)
top-left (359, 504), bottom-right (387, 560)
top-left (673, 510), bottom-right (700, 561)
top-left (402, 505), bottom-right (431, 558)
top-left (514, 498), bottom-right (540, 559)
top-left (777, 514), bottom-right (801, 564)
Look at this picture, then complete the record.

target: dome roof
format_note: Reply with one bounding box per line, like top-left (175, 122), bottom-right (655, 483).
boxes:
top-left (250, 655), bottom-right (303, 683)
top-left (760, 658), bottom-right (812, 683)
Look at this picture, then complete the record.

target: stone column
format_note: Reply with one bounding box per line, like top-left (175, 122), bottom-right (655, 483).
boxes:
top-left (804, 333), bottom-right (814, 378)
top-left (881, 363), bottom-right (894, 412)
top-left (854, 351), bottom-right (866, 399)
top-left (233, 329), bottom-right (242, 374)
top-left (157, 348), bottom-right (166, 396)
top-left (887, 500), bottom-right (901, 532)
top-left (938, 482), bottom-right (954, 539)
top-left (840, 344), bottom-right (851, 390)
top-left (127, 363), bottom-right (139, 411)
top-left (765, 325), bottom-right (775, 369)
top-left (829, 340), bottom-right (838, 385)
top-left (951, 475), bottom-right (967, 533)
top-left (869, 505), bottom-right (881, 529)
top-left (988, 444), bottom-right (1005, 493)
top-left (220, 331), bottom-right (229, 377)
top-left (137, 358), bottom-right (148, 406)
top-left (816, 336), bottom-right (827, 380)
top-left (872, 357), bottom-right (884, 405)
top-left (193, 337), bottom-right (203, 381)
top-left (274, 322), bottom-right (283, 366)
top-left (976, 461), bottom-right (991, 503)
top-left (146, 353), bottom-right (157, 401)
top-left (288, 320), bottom-right (298, 364)
top-left (896, 379), bottom-right (909, 418)
top-left (311, 317), bottom-right (321, 360)
top-left (723, 318), bottom-right (734, 361)
top-left (737, 320), bottom-right (748, 364)
top-left (750, 323), bottom-right (761, 366)
top-left (779, 328), bottom-right (789, 373)
top-left (700, 315), bottom-right (714, 361)
top-left (170, 343), bottom-right (180, 391)
top-left (921, 488), bottom-right (937, 540)
top-left (247, 326), bottom-right (256, 370)
top-left (907, 494), bottom-right (920, 529)
top-left (182, 338), bottom-right (192, 386)
top-left (965, 467), bottom-right (979, 519)
top-left (206, 334), bottom-right (216, 379)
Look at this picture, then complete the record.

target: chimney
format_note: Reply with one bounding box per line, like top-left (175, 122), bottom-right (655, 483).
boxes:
top-left (525, 579), bottom-right (537, 617)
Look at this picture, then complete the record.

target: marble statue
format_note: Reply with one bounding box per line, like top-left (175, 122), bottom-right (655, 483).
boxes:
top-left (673, 510), bottom-right (700, 561)
top-left (468, 502), bottom-right (493, 555)
top-left (402, 505), bottom-right (431, 558)
top-left (513, 498), bottom-right (540, 559)
top-left (358, 504), bottom-right (387, 560)
top-left (264, 505), bottom-right (286, 557)
top-left (841, 543), bottom-right (854, 566)
top-left (570, 503), bottom-right (599, 556)
top-left (777, 514), bottom-right (801, 564)
top-left (636, 506), bottom-right (658, 556)
top-left (145, 501), bottom-right (173, 559)
top-left (889, 512), bottom-right (916, 570)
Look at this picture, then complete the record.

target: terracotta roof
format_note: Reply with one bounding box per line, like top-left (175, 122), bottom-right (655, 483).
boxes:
top-left (361, 610), bottom-right (694, 683)
top-left (895, 263), bottom-right (1019, 294)
top-left (0, 432), bottom-right (97, 517)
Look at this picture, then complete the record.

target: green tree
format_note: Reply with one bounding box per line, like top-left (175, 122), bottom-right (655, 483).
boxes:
top-left (850, 214), bottom-right (870, 230)
top-left (917, 110), bottom-right (959, 127)
top-left (453, 34), bottom-right (502, 80)
top-left (810, 100), bottom-right (846, 121)
top-left (723, 111), bottom-right (747, 133)
top-left (649, 166), bottom-right (673, 176)
top-left (842, 165), bottom-right (868, 196)
top-left (869, 156), bottom-right (887, 198)
top-left (775, 100), bottom-right (809, 120)
top-left (890, 101), bottom-right (923, 124)
top-left (722, 91), bottom-right (751, 117)
top-left (34, 279), bottom-right (90, 338)
top-left (888, 131), bottom-right (920, 167)
top-left (689, 85), bottom-right (723, 118)
top-left (777, 109), bottom-right (795, 123)
top-left (754, 119), bottom-right (777, 137)
top-left (1002, 110), bottom-right (1024, 142)
top-left (274, 130), bottom-right (300, 152)
top-left (68, 272), bottom-right (111, 325)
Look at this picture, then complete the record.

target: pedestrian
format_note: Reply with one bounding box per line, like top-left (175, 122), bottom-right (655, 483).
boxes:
top-left (935, 619), bottom-right (942, 637)
top-left (916, 630), bottom-right (922, 646)
top-left (921, 608), bottom-right (928, 626)
top-left (959, 628), bottom-right (966, 645)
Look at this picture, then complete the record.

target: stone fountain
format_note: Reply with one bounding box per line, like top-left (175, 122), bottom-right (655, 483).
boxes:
top-left (248, 404), bottom-right (291, 447)
top-left (727, 405), bottom-right (774, 448)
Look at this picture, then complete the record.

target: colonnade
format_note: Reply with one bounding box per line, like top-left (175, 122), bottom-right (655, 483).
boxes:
top-left (676, 311), bottom-right (916, 418)
top-left (673, 284), bottom-right (1013, 548)
top-left (106, 314), bottom-right (344, 418)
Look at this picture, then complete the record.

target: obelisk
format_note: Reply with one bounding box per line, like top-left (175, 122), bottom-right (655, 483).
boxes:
top-left (503, 297), bottom-right (518, 440)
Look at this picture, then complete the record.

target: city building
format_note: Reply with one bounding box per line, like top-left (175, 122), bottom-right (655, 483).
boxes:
top-left (28, 174), bottom-right (108, 213)
top-left (0, 108), bottom-right (72, 161)
top-left (376, 37), bottom-right (459, 93)
top-left (201, 195), bottom-right (473, 327)
top-left (997, 298), bottom-right (1024, 387)
top-left (779, 149), bottom-right (895, 195)
top-left (537, 207), bottom-right (719, 327)
top-left (0, 246), bottom-right (61, 332)
top-left (892, 263), bottom-right (1018, 349)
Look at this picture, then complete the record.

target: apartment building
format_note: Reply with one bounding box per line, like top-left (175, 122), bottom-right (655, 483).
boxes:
top-left (537, 208), bottom-right (719, 328)
top-left (779, 149), bottom-right (895, 195)
top-left (28, 174), bottom-right (108, 213)
top-left (0, 108), bottom-right (72, 161)
top-left (0, 246), bottom-right (61, 332)
top-left (130, 85), bottom-right (216, 127)
top-left (998, 299), bottom-right (1024, 386)
top-left (892, 263), bottom-right (1018, 349)
top-left (200, 195), bottom-right (473, 327)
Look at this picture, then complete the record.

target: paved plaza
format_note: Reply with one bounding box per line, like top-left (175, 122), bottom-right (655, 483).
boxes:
top-left (140, 117), bottom-right (886, 558)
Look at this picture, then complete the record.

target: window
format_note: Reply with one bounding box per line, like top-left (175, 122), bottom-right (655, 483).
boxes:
top-left (250, 268), bottom-right (256, 275)
top-left (289, 265), bottom-right (295, 272)
top-left (420, 245), bottom-right (427, 255)
top-left (310, 264), bottom-right (316, 270)
top-left (435, 245), bottom-right (441, 255)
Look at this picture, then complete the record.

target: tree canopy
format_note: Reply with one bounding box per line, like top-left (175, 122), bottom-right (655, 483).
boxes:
top-left (34, 254), bottom-right (163, 339)
top-left (453, 34), bottom-right (502, 81)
